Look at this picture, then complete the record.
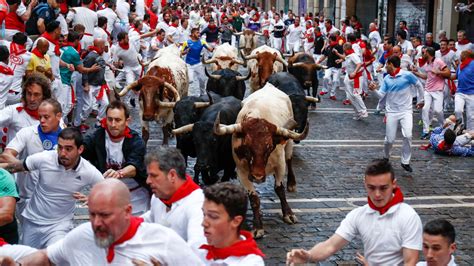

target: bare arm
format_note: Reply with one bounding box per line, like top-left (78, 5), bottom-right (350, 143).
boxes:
top-left (286, 234), bottom-right (349, 264)
top-left (0, 153), bottom-right (26, 173)
top-left (402, 248), bottom-right (419, 266)
top-left (0, 197), bottom-right (16, 226)
top-left (37, 18), bottom-right (45, 34)
top-left (76, 64), bottom-right (100, 74)
top-left (21, 0), bottom-right (38, 21)
top-left (103, 165), bottom-right (136, 179)
top-left (18, 250), bottom-right (52, 266)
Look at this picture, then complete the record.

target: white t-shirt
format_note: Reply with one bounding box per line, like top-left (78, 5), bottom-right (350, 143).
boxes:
top-left (56, 14), bottom-right (69, 36)
top-left (416, 255), bottom-right (457, 266)
top-left (158, 21), bottom-right (170, 35)
top-left (0, 103), bottom-right (38, 145)
top-left (67, 6), bottom-right (98, 35)
top-left (455, 42), bottom-right (474, 58)
top-left (335, 203), bottom-right (423, 265)
top-left (368, 30), bottom-right (382, 49)
top-left (23, 150), bottom-right (104, 224)
top-left (8, 49), bottom-right (31, 94)
top-left (47, 222), bottom-right (204, 265)
top-left (166, 26), bottom-right (179, 44)
top-left (142, 189), bottom-right (206, 254)
top-left (286, 24), bottom-right (303, 44)
top-left (116, 0), bottom-right (130, 22)
top-left (0, 62), bottom-right (14, 109)
top-left (112, 39), bottom-right (142, 69)
top-left (0, 244), bottom-right (37, 261)
top-left (94, 27), bottom-right (109, 43)
top-left (97, 8), bottom-right (119, 33)
top-left (398, 40), bottom-right (414, 55)
top-left (435, 50), bottom-right (458, 72)
top-left (344, 53), bottom-right (362, 76)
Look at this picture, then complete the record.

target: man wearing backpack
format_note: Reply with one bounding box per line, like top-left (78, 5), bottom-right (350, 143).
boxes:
top-left (25, 0), bottom-right (59, 36)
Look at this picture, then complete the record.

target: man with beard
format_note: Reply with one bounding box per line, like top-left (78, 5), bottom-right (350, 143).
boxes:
top-left (142, 147), bottom-right (206, 255)
top-left (0, 128), bottom-right (104, 248)
top-left (18, 179), bottom-right (202, 265)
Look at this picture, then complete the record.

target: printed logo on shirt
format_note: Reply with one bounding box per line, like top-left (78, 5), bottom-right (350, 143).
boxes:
top-left (42, 139), bottom-right (53, 150)
top-left (9, 55), bottom-right (24, 67)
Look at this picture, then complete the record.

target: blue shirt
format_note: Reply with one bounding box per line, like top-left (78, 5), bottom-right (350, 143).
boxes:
top-left (456, 60), bottom-right (474, 95)
top-left (182, 39), bottom-right (208, 66)
top-left (429, 127), bottom-right (474, 157)
top-left (376, 70), bottom-right (423, 113)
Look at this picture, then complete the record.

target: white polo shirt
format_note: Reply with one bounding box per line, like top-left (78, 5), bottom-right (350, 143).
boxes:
top-left (0, 244), bottom-right (37, 261)
top-left (335, 203), bottom-right (422, 265)
top-left (22, 150), bottom-right (104, 225)
top-left (142, 189), bottom-right (206, 254)
top-left (202, 253), bottom-right (264, 266)
top-left (47, 222), bottom-right (204, 265)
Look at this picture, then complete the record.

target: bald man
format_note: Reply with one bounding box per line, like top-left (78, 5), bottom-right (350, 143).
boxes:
top-left (75, 38), bottom-right (108, 128)
top-left (368, 22), bottom-right (382, 50)
top-left (19, 179), bottom-right (203, 265)
top-left (26, 39), bottom-right (53, 81)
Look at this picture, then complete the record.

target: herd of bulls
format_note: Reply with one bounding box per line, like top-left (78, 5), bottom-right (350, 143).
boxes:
top-left (117, 42), bottom-right (326, 238)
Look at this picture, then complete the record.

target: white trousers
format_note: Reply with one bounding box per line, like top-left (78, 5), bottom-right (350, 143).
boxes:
top-left (303, 43), bottom-right (314, 54)
top-left (454, 92), bottom-right (474, 131)
top-left (286, 41), bottom-right (301, 53)
top-left (422, 90), bottom-right (444, 133)
top-left (57, 83), bottom-right (73, 121)
top-left (384, 112), bottom-right (413, 164)
top-left (343, 77), bottom-right (367, 114)
top-left (21, 219), bottom-right (73, 249)
top-left (323, 68), bottom-right (341, 96)
top-left (187, 63), bottom-right (207, 96)
top-left (119, 67), bottom-right (142, 134)
top-left (272, 37), bottom-right (283, 52)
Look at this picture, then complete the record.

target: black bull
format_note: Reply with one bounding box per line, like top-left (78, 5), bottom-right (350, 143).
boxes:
top-left (205, 68), bottom-right (250, 100)
top-left (287, 53), bottom-right (325, 107)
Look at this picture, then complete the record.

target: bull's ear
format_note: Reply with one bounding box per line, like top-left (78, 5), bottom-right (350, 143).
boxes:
top-left (131, 81), bottom-right (143, 92)
top-left (234, 145), bottom-right (248, 160)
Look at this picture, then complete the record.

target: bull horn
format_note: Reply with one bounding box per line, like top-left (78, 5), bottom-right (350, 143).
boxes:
top-left (305, 96), bottom-right (320, 103)
top-left (204, 67), bottom-right (222, 80)
top-left (172, 124), bottom-right (194, 135)
top-left (275, 55), bottom-right (288, 67)
top-left (275, 120), bottom-right (309, 141)
top-left (231, 58), bottom-right (245, 65)
top-left (194, 102), bottom-right (211, 108)
top-left (291, 62), bottom-right (306, 67)
top-left (244, 54), bottom-right (258, 60)
top-left (213, 112), bottom-right (242, 135)
top-left (282, 53), bottom-right (293, 57)
top-left (163, 82), bottom-right (180, 101)
top-left (254, 31), bottom-right (263, 36)
top-left (158, 101), bottom-right (176, 108)
top-left (118, 81), bottom-right (139, 97)
top-left (235, 69), bottom-right (252, 81)
top-left (234, 31), bottom-right (243, 36)
top-left (201, 57), bottom-right (217, 65)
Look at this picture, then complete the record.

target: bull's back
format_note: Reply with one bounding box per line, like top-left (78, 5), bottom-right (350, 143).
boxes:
top-left (148, 56), bottom-right (189, 97)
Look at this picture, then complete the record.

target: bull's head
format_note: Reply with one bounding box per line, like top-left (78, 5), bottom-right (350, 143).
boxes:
top-left (202, 56), bottom-right (245, 70)
top-left (244, 51), bottom-right (288, 88)
top-left (118, 76), bottom-right (180, 121)
top-left (289, 62), bottom-right (327, 89)
top-left (214, 113), bottom-right (308, 183)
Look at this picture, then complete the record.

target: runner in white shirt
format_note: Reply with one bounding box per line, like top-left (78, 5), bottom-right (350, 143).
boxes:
top-left (66, 0), bottom-right (98, 48)
top-left (94, 17), bottom-right (110, 42)
top-left (285, 17), bottom-right (303, 53)
top-left (18, 179), bottom-right (203, 265)
top-left (158, 12), bottom-right (171, 35)
top-left (199, 182), bottom-right (265, 266)
top-left (302, 20), bottom-right (314, 53)
top-left (340, 19), bottom-right (354, 38)
top-left (2, 99), bottom-right (64, 222)
top-left (178, 18), bottom-right (190, 46)
top-left (6, 33), bottom-right (32, 105)
top-left (271, 14), bottom-right (285, 52)
top-left (368, 23), bottom-right (382, 51)
top-left (417, 219), bottom-right (458, 266)
top-left (142, 147), bottom-right (207, 255)
top-left (97, 2), bottom-right (119, 35)
top-left (0, 240), bottom-right (37, 261)
top-left (150, 29), bottom-right (166, 60)
top-left (166, 16), bottom-right (180, 45)
top-left (0, 46), bottom-right (14, 110)
top-left (0, 127), bottom-right (104, 249)
top-left (287, 159), bottom-right (422, 265)
top-left (436, 39), bottom-right (459, 111)
top-left (397, 30), bottom-right (414, 57)
top-left (322, 18), bottom-right (338, 37)
top-left (455, 30), bottom-right (474, 59)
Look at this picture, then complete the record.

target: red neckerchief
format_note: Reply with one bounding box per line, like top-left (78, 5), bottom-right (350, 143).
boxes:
top-left (159, 175), bottom-right (200, 207)
top-left (40, 32), bottom-right (60, 56)
top-left (342, 25), bottom-right (346, 34)
top-left (119, 42), bottom-right (129, 50)
top-left (88, 46), bottom-right (103, 55)
top-left (171, 22), bottom-right (179, 28)
top-left (337, 36), bottom-right (346, 45)
top-left (63, 43), bottom-right (79, 53)
top-left (100, 117), bottom-right (132, 140)
top-left (0, 238), bottom-right (7, 246)
top-left (418, 57), bottom-right (426, 67)
top-left (390, 67), bottom-right (401, 77)
top-left (0, 64), bottom-right (14, 75)
top-left (107, 216), bottom-right (144, 263)
top-left (401, 25), bottom-right (408, 31)
top-left (16, 105), bottom-right (39, 120)
top-left (440, 49), bottom-right (450, 56)
top-left (305, 24), bottom-right (312, 30)
top-left (131, 25), bottom-right (141, 34)
top-left (31, 48), bottom-right (45, 59)
top-left (460, 58), bottom-right (473, 70)
top-left (383, 49), bottom-right (393, 59)
top-left (10, 42), bottom-right (26, 56)
top-left (326, 25), bottom-right (332, 33)
top-left (344, 48), bottom-right (355, 56)
top-left (367, 187), bottom-right (404, 215)
top-left (458, 39), bottom-right (470, 45)
top-left (450, 47), bottom-right (457, 52)
top-left (329, 40), bottom-right (338, 47)
top-left (370, 28), bottom-right (378, 33)
top-left (208, 24), bottom-right (217, 31)
top-left (200, 230), bottom-right (265, 260)
top-left (437, 140), bottom-right (451, 151)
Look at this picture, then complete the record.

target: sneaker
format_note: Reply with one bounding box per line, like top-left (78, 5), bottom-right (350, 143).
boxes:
top-left (342, 99), bottom-right (352, 105)
top-left (319, 91), bottom-right (328, 96)
top-left (401, 163), bottom-right (413, 172)
top-left (420, 132), bottom-right (430, 140)
top-left (359, 111), bottom-right (368, 118)
top-left (329, 96), bottom-right (337, 101)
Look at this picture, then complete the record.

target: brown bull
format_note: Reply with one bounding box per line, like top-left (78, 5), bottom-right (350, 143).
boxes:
top-left (244, 45), bottom-right (288, 92)
top-left (236, 29), bottom-right (262, 56)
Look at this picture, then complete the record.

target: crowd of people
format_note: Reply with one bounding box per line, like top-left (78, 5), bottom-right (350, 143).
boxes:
top-left (0, 0), bottom-right (472, 264)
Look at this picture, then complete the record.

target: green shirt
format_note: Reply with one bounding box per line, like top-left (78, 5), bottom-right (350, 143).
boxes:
top-left (0, 168), bottom-right (18, 199)
top-left (232, 16), bottom-right (244, 32)
top-left (59, 46), bottom-right (82, 85)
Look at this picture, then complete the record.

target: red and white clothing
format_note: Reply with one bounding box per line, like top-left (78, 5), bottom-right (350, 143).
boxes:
top-left (0, 242), bottom-right (37, 261)
top-left (66, 6), bottom-right (98, 48)
top-left (0, 62), bottom-right (14, 109)
top-left (97, 7), bottom-right (119, 34)
top-left (4, 2), bottom-right (26, 41)
top-left (421, 58), bottom-right (448, 134)
top-left (7, 42), bottom-right (31, 105)
top-left (368, 30), bottom-right (382, 51)
top-left (0, 103), bottom-right (39, 147)
top-left (303, 26), bottom-right (314, 53)
top-left (343, 52), bottom-right (368, 117)
top-left (322, 25), bottom-right (338, 37)
top-left (47, 220), bottom-right (204, 265)
top-left (455, 40), bottom-right (473, 59)
top-left (142, 186), bottom-right (206, 255)
top-left (335, 195), bottom-right (422, 265)
top-left (116, 0), bottom-right (130, 23)
top-left (285, 23), bottom-right (303, 53)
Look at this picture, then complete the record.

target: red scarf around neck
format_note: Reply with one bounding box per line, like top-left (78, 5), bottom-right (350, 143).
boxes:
top-left (88, 46), bottom-right (103, 55)
top-left (131, 25), bottom-right (141, 34)
top-left (119, 42), bottom-right (129, 50)
top-left (200, 230), bottom-right (265, 260)
top-left (305, 24), bottom-right (312, 30)
top-left (16, 105), bottom-right (40, 120)
top-left (440, 49), bottom-right (450, 56)
top-left (107, 216), bottom-right (143, 263)
top-left (40, 32), bottom-right (61, 56)
top-left (0, 64), bottom-right (14, 75)
top-left (329, 40), bottom-right (338, 47)
top-left (63, 42), bottom-right (81, 53)
top-left (31, 48), bottom-right (45, 59)
top-left (418, 57), bottom-right (426, 67)
top-left (383, 49), bottom-right (393, 59)
top-left (367, 187), bottom-right (404, 215)
top-left (326, 25), bottom-right (332, 33)
top-left (159, 175), bottom-right (200, 207)
top-left (344, 48), bottom-right (355, 56)
top-left (389, 67), bottom-right (401, 77)
top-left (10, 42), bottom-right (26, 56)
top-left (370, 28), bottom-right (378, 33)
top-left (0, 238), bottom-right (7, 246)
top-left (437, 140), bottom-right (451, 151)
top-left (460, 58), bottom-right (473, 70)
top-left (100, 118), bottom-right (132, 141)
top-left (315, 32), bottom-right (322, 37)
top-left (458, 39), bottom-right (470, 45)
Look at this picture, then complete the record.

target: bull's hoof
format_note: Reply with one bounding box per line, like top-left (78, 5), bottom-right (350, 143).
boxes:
top-left (252, 229), bottom-right (265, 239)
top-left (282, 214), bottom-right (298, 224)
top-left (287, 184), bottom-right (297, 192)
